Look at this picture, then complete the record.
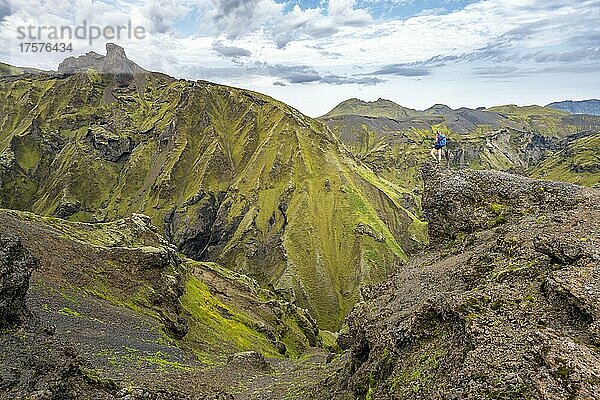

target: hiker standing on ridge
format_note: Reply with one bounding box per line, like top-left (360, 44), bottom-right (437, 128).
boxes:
top-left (430, 130), bottom-right (447, 163)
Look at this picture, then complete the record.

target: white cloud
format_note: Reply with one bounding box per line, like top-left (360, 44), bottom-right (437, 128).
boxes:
top-left (205, 0), bottom-right (283, 39)
top-left (137, 0), bottom-right (190, 33)
top-left (0, 0), bottom-right (599, 116)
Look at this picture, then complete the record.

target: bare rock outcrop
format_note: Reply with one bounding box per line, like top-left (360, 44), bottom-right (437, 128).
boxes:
top-left (422, 164), bottom-right (591, 240)
top-left (57, 43), bottom-right (148, 85)
top-left (326, 168), bottom-right (600, 399)
top-left (0, 235), bottom-right (39, 327)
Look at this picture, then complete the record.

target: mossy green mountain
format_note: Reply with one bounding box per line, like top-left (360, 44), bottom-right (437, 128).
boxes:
top-left (0, 62), bottom-right (24, 77)
top-left (2, 47), bottom-right (600, 398)
top-left (321, 98), bottom-right (420, 120)
top-left (530, 132), bottom-right (600, 187)
top-left (0, 61), bottom-right (44, 77)
top-left (0, 44), bottom-right (425, 330)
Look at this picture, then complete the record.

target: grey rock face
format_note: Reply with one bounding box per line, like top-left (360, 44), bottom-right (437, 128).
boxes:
top-left (227, 351), bottom-right (273, 372)
top-left (422, 164), bottom-right (590, 240)
top-left (57, 43), bottom-right (147, 85)
top-left (0, 235), bottom-right (39, 327)
top-left (57, 50), bottom-right (104, 75)
top-left (85, 126), bottom-right (133, 162)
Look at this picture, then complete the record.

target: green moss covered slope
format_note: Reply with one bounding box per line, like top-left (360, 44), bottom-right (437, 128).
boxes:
top-left (321, 98), bottom-right (420, 120)
top-left (0, 62), bottom-right (24, 77)
top-left (529, 133), bottom-right (600, 187)
top-left (0, 46), bottom-right (425, 330)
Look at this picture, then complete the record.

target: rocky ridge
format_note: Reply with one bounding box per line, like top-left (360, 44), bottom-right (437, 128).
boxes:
top-left (0, 208), bottom-right (326, 398)
top-left (57, 43), bottom-right (149, 85)
top-left (326, 165), bottom-right (600, 399)
top-left (0, 235), bottom-right (38, 327)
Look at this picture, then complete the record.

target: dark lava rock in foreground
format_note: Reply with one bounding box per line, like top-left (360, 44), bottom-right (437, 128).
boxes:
top-left (0, 235), bottom-right (38, 328)
top-left (0, 234), bottom-right (219, 400)
top-left (0, 235), bottom-right (117, 399)
top-left (327, 166), bottom-right (600, 399)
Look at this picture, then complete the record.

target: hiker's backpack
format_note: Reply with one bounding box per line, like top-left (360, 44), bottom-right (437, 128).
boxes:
top-left (438, 134), bottom-right (447, 147)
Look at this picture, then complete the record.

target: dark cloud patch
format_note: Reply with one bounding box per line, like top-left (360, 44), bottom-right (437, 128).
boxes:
top-left (567, 32), bottom-right (600, 47)
top-left (274, 33), bottom-right (292, 49)
top-left (457, 46), bottom-right (514, 63)
top-left (364, 64), bottom-right (431, 77)
top-left (183, 62), bottom-right (384, 86)
top-left (357, 50), bottom-right (503, 78)
top-left (0, 0), bottom-right (13, 21)
top-left (411, 44), bottom-right (516, 66)
top-left (211, 0), bottom-right (260, 39)
top-left (303, 25), bottom-right (339, 38)
top-left (213, 0), bottom-right (257, 21)
top-left (472, 57), bottom-right (600, 78)
top-left (139, 0), bottom-right (191, 34)
top-left (277, 68), bottom-right (321, 83)
top-left (306, 44), bottom-right (343, 58)
top-left (212, 41), bottom-right (252, 58)
top-left (320, 50), bottom-right (343, 58)
top-left (523, 48), bottom-right (600, 63)
top-left (266, 63), bottom-right (384, 85)
top-left (558, 48), bottom-right (600, 62)
top-left (145, 7), bottom-right (176, 33)
top-left (538, 63), bottom-right (600, 74)
top-left (501, 22), bottom-right (546, 42)
top-left (274, 25), bottom-right (340, 49)
top-left (472, 65), bottom-right (531, 77)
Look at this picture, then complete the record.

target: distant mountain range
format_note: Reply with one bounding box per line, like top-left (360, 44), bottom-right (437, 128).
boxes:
top-left (547, 99), bottom-right (600, 116)
top-left (319, 98), bottom-right (600, 188)
top-left (2, 59), bottom-right (597, 119)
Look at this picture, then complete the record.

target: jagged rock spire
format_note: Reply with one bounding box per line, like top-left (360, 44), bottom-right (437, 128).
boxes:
top-left (57, 43), bottom-right (147, 84)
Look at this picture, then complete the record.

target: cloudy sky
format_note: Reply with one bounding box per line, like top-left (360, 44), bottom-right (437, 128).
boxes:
top-left (1, 0), bottom-right (599, 116)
